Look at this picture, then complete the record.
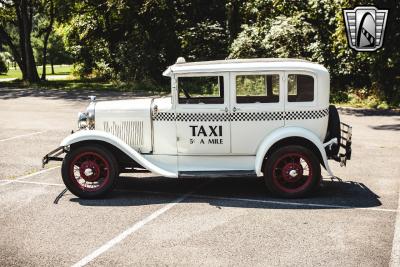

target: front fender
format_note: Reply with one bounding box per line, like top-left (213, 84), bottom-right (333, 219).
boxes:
top-left (255, 127), bottom-right (334, 177)
top-left (60, 130), bottom-right (178, 178)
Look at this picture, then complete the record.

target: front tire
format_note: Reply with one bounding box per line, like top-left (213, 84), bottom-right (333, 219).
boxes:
top-left (264, 145), bottom-right (321, 198)
top-left (61, 144), bottom-right (118, 199)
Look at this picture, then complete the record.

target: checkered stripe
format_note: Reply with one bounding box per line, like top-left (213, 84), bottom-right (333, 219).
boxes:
top-left (231, 112), bottom-right (284, 121)
top-left (285, 108), bottom-right (329, 120)
top-left (176, 112), bottom-right (230, 122)
top-left (153, 112), bottom-right (175, 121)
top-left (153, 108), bottom-right (328, 122)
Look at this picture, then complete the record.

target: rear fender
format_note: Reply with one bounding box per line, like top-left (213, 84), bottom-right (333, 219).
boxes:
top-left (255, 127), bottom-right (334, 177)
top-left (60, 130), bottom-right (178, 178)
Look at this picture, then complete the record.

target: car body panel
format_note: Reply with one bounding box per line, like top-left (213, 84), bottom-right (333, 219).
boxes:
top-left (60, 130), bottom-right (178, 178)
top-left (95, 98), bottom-right (153, 153)
top-left (255, 126), bottom-right (334, 177)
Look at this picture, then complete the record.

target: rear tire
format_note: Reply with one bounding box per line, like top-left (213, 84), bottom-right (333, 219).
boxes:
top-left (61, 144), bottom-right (118, 199)
top-left (264, 145), bottom-right (321, 198)
top-left (325, 105), bottom-right (341, 157)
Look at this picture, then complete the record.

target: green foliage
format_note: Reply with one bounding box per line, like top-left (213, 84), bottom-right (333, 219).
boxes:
top-left (263, 13), bottom-right (322, 59)
top-left (2, 0), bottom-right (397, 107)
top-left (179, 20), bottom-right (228, 61)
top-left (230, 0), bottom-right (399, 106)
top-left (229, 24), bottom-right (268, 58)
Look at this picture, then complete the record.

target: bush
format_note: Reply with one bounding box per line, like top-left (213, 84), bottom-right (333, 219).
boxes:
top-left (377, 101), bottom-right (389, 110)
top-left (330, 90), bottom-right (349, 103)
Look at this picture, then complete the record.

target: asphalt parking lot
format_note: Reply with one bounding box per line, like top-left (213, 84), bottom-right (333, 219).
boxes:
top-left (0, 88), bottom-right (399, 266)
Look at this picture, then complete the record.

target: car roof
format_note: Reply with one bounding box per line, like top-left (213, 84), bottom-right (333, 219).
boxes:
top-left (162, 58), bottom-right (328, 77)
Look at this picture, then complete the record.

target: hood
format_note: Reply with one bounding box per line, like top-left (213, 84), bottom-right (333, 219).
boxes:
top-left (95, 98), bottom-right (154, 114)
top-left (94, 98), bottom-right (154, 153)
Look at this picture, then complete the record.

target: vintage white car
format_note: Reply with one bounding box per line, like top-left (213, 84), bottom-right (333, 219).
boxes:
top-left (43, 58), bottom-right (352, 198)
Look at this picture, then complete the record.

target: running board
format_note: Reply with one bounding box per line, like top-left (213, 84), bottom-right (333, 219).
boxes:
top-left (178, 170), bottom-right (256, 178)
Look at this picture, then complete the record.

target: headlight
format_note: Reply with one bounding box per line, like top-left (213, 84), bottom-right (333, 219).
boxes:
top-left (86, 102), bottom-right (95, 129)
top-left (78, 112), bottom-right (88, 129)
top-left (78, 98), bottom-right (96, 130)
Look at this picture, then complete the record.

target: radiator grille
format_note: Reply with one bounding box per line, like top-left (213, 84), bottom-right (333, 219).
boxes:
top-left (103, 121), bottom-right (144, 148)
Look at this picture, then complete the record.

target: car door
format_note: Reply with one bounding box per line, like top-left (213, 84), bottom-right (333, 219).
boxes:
top-left (230, 71), bottom-right (285, 154)
top-left (175, 73), bottom-right (230, 154)
top-left (284, 71), bottom-right (327, 140)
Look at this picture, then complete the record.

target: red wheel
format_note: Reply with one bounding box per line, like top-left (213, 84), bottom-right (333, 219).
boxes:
top-left (62, 145), bottom-right (118, 198)
top-left (264, 145), bottom-right (320, 198)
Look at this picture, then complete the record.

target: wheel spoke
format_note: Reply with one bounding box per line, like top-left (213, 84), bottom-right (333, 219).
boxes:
top-left (69, 151), bottom-right (111, 192)
top-left (271, 152), bottom-right (314, 194)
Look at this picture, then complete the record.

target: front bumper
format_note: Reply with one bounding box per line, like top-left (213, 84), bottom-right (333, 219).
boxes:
top-left (42, 146), bottom-right (65, 168)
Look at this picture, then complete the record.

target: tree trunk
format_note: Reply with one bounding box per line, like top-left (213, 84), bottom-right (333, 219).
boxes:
top-left (15, 1), bottom-right (28, 80)
top-left (50, 59), bottom-right (55, 74)
top-left (227, 0), bottom-right (241, 44)
top-left (41, 39), bottom-right (48, 80)
top-left (41, 0), bottom-right (54, 80)
top-left (19, 0), bottom-right (40, 83)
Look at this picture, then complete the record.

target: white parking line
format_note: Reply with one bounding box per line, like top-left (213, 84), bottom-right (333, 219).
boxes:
top-left (0, 131), bottom-right (46, 142)
top-left (390, 184), bottom-right (400, 267)
top-left (2, 180), bottom-right (64, 187)
top-left (72, 192), bottom-right (192, 267)
top-left (0, 166), bottom-right (60, 186)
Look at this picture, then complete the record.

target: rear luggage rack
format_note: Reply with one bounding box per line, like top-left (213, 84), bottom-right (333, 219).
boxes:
top-left (337, 122), bottom-right (352, 166)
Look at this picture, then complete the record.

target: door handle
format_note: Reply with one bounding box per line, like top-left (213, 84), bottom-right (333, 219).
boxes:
top-left (233, 107), bottom-right (241, 112)
top-left (220, 107), bottom-right (229, 112)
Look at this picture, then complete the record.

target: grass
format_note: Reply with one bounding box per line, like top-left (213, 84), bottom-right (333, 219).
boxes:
top-left (0, 64), bottom-right (171, 94)
top-left (0, 64), bottom-right (72, 79)
top-left (0, 77), bottom-right (171, 96)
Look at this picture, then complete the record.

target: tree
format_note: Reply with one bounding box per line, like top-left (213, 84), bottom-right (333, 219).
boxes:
top-left (47, 32), bottom-right (72, 74)
top-left (37, 0), bottom-right (55, 80)
top-left (0, 0), bottom-right (39, 82)
top-left (0, 54), bottom-right (7, 73)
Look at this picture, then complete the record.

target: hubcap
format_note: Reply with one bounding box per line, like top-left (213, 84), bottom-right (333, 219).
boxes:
top-left (79, 160), bottom-right (101, 182)
top-left (281, 162), bottom-right (303, 183)
top-left (70, 151), bottom-right (111, 192)
top-left (289, 169), bottom-right (298, 177)
top-left (84, 168), bottom-right (94, 177)
top-left (272, 152), bottom-right (313, 194)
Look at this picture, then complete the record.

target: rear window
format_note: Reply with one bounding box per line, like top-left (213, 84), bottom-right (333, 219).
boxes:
top-left (287, 74), bottom-right (314, 102)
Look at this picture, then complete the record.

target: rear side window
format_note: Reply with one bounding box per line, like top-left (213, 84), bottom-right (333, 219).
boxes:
top-left (236, 74), bottom-right (280, 103)
top-left (287, 74), bottom-right (314, 102)
top-left (178, 76), bottom-right (224, 104)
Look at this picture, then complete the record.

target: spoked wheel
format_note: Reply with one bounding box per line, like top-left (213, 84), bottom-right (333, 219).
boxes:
top-left (264, 145), bottom-right (321, 198)
top-left (62, 145), bottom-right (118, 198)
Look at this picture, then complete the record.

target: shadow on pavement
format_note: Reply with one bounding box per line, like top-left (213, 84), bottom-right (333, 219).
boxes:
top-left (338, 107), bottom-right (400, 117)
top-left (370, 124), bottom-right (400, 131)
top-left (0, 87), bottom-right (165, 101)
top-left (70, 176), bottom-right (382, 210)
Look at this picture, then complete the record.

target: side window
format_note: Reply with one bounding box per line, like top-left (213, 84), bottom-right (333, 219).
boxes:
top-left (236, 74), bottom-right (280, 104)
top-left (178, 76), bottom-right (224, 104)
top-left (287, 74), bottom-right (314, 102)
